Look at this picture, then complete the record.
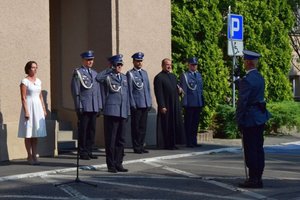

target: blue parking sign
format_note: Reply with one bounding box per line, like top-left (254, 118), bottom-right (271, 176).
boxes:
top-left (227, 14), bottom-right (243, 40)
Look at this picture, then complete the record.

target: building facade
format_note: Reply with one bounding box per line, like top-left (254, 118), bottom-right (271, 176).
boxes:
top-left (0, 0), bottom-right (171, 161)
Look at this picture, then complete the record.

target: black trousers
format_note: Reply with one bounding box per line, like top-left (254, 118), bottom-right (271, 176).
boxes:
top-left (131, 108), bottom-right (148, 151)
top-left (184, 107), bottom-right (201, 146)
top-left (78, 112), bottom-right (97, 155)
top-left (104, 115), bottom-right (126, 169)
top-left (242, 124), bottom-right (265, 181)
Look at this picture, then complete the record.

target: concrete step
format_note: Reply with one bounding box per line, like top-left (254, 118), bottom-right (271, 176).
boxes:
top-left (57, 130), bottom-right (74, 141)
top-left (58, 141), bottom-right (77, 152)
top-left (57, 130), bottom-right (77, 152)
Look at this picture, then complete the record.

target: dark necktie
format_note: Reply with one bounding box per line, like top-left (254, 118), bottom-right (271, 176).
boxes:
top-left (88, 68), bottom-right (93, 82)
top-left (138, 70), bottom-right (143, 81)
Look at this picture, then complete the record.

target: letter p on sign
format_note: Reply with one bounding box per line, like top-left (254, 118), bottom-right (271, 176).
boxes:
top-left (227, 14), bottom-right (243, 41)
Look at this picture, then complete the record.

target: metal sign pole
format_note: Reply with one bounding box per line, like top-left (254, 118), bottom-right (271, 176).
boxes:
top-left (228, 6), bottom-right (237, 108)
top-left (228, 6), bottom-right (248, 180)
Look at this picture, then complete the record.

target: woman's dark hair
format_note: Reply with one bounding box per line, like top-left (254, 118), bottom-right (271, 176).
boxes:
top-left (24, 61), bottom-right (37, 74)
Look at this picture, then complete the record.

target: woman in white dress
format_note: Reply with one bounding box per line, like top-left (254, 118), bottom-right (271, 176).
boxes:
top-left (18, 61), bottom-right (47, 165)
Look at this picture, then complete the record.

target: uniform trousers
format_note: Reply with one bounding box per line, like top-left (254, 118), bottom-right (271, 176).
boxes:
top-left (78, 112), bottom-right (97, 156)
top-left (184, 107), bottom-right (201, 146)
top-left (104, 115), bottom-right (126, 169)
top-left (242, 124), bottom-right (265, 181)
top-left (131, 108), bottom-right (148, 152)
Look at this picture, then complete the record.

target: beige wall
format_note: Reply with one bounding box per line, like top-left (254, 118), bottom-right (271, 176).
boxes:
top-left (58, 0), bottom-right (113, 111)
top-left (55, 0), bottom-right (171, 147)
top-left (0, 0), bottom-right (51, 160)
top-left (112, 0), bottom-right (171, 146)
top-left (113, 0), bottom-right (171, 102)
top-left (51, 0), bottom-right (114, 147)
top-left (0, 0), bottom-right (171, 160)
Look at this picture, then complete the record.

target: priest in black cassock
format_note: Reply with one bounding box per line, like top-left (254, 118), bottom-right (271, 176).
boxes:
top-left (153, 58), bottom-right (184, 149)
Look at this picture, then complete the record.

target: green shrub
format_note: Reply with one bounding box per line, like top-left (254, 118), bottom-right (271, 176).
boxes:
top-left (212, 101), bottom-right (300, 139)
top-left (211, 104), bottom-right (239, 139)
top-left (171, 0), bottom-right (295, 129)
top-left (266, 101), bottom-right (300, 134)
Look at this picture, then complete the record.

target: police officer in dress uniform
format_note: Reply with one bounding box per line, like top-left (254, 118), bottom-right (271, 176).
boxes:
top-left (97, 55), bottom-right (121, 106)
top-left (126, 52), bottom-right (152, 154)
top-left (179, 57), bottom-right (204, 148)
top-left (97, 54), bottom-right (130, 173)
top-left (236, 50), bottom-right (271, 188)
top-left (71, 50), bottom-right (102, 160)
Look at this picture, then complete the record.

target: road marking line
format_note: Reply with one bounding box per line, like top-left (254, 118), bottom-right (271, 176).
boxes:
top-left (1, 143), bottom-right (298, 182)
top-left (57, 185), bottom-right (89, 200)
top-left (0, 147), bottom-right (236, 182)
top-left (0, 195), bottom-right (68, 199)
top-left (89, 179), bottom-right (252, 200)
top-left (145, 161), bottom-right (274, 200)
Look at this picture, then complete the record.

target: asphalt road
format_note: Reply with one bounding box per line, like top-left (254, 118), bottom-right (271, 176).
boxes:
top-left (0, 136), bottom-right (300, 200)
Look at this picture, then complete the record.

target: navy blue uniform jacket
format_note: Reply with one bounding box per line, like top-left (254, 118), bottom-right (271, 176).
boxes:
top-left (71, 66), bottom-right (102, 112)
top-left (236, 69), bottom-right (270, 127)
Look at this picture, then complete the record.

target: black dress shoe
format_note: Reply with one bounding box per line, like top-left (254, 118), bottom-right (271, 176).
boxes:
top-left (88, 154), bottom-right (98, 159)
top-left (238, 180), bottom-right (263, 188)
top-left (107, 168), bottom-right (117, 173)
top-left (116, 166), bottom-right (128, 172)
top-left (134, 150), bottom-right (143, 154)
top-left (80, 155), bottom-right (90, 160)
top-left (142, 149), bottom-right (149, 153)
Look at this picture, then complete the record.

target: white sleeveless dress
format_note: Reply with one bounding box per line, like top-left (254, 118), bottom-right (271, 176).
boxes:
top-left (18, 78), bottom-right (47, 138)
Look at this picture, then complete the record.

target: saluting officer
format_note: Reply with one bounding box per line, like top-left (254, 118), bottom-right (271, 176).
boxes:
top-left (237, 50), bottom-right (271, 188)
top-left (179, 57), bottom-right (204, 148)
top-left (126, 52), bottom-right (152, 154)
top-left (97, 55), bottom-right (121, 105)
top-left (71, 50), bottom-right (102, 160)
top-left (97, 54), bottom-right (130, 173)
top-left (97, 55), bottom-right (121, 81)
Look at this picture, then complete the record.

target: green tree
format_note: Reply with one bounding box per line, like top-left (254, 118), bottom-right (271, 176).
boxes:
top-left (172, 0), bottom-right (295, 129)
top-left (172, 0), bottom-right (231, 129)
top-left (220, 0), bottom-right (295, 101)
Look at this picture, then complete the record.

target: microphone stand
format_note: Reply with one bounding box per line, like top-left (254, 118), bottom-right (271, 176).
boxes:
top-left (55, 120), bottom-right (97, 187)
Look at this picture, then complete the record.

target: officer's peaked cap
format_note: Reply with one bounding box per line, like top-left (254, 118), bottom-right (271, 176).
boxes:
top-left (243, 50), bottom-right (261, 60)
top-left (108, 54), bottom-right (123, 63)
top-left (80, 50), bottom-right (94, 59)
top-left (132, 52), bottom-right (144, 60)
top-left (188, 57), bottom-right (198, 65)
top-left (111, 54), bottom-right (124, 65)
